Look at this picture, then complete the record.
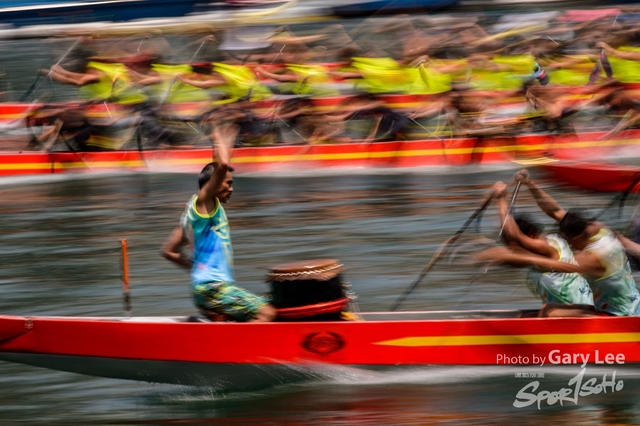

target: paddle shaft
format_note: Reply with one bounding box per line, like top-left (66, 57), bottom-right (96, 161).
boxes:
top-left (50, 38), bottom-right (82, 74)
top-left (390, 193), bottom-right (495, 311)
top-left (20, 38), bottom-right (81, 101)
top-left (120, 238), bottom-right (132, 316)
top-left (498, 181), bottom-right (522, 238)
top-left (592, 174), bottom-right (640, 221)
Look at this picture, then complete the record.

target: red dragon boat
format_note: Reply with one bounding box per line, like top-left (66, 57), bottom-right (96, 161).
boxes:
top-left (2, 129), bottom-right (640, 177)
top-left (1, 99), bottom-right (640, 176)
top-left (540, 161), bottom-right (640, 193)
top-left (0, 310), bottom-right (638, 389)
top-left (1, 255), bottom-right (637, 390)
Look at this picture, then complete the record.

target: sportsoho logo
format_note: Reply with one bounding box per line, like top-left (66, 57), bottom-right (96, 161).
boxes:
top-left (499, 350), bottom-right (626, 409)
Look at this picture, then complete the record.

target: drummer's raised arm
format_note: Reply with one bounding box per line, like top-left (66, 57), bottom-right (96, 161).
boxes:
top-left (197, 122), bottom-right (238, 214)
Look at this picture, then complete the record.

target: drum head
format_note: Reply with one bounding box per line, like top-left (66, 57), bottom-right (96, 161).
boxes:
top-left (266, 259), bottom-right (343, 282)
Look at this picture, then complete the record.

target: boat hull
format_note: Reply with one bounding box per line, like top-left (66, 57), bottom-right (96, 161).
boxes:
top-left (540, 161), bottom-right (640, 192)
top-left (4, 130), bottom-right (640, 176)
top-left (1, 311), bottom-right (640, 387)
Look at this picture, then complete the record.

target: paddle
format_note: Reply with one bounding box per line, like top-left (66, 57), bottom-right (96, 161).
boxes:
top-left (589, 175), bottom-right (640, 222)
top-left (498, 180), bottom-right (522, 238)
top-left (21, 38), bottom-right (81, 102)
top-left (120, 238), bottom-right (132, 317)
top-left (390, 192), bottom-right (495, 311)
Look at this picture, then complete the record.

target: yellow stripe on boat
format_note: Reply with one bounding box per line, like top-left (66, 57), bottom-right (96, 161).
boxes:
top-left (0, 160), bottom-right (146, 171)
top-left (374, 332), bottom-right (640, 347)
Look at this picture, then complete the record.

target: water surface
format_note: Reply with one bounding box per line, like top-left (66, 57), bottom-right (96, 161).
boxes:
top-left (1, 167), bottom-right (639, 425)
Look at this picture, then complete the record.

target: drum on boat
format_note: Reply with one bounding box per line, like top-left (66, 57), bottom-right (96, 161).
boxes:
top-left (266, 259), bottom-right (355, 321)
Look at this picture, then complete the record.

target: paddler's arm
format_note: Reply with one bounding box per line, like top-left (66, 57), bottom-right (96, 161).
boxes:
top-left (126, 67), bottom-right (161, 85)
top-left (44, 65), bottom-right (100, 86)
top-left (196, 121), bottom-right (237, 214)
top-left (596, 42), bottom-right (640, 61)
top-left (133, 75), bottom-right (163, 86)
top-left (475, 246), bottom-right (597, 275)
top-left (255, 66), bottom-right (298, 83)
top-left (177, 73), bottom-right (226, 89)
top-left (162, 226), bottom-right (192, 269)
top-left (515, 169), bottom-right (566, 222)
top-left (494, 181), bottom-right (557, 258)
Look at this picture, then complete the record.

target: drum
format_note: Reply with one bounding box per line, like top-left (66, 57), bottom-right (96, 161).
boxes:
top-left (266, 259), bottom-right (349, 320)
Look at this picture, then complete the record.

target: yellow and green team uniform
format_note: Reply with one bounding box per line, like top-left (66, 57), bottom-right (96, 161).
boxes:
top-left (79, 61), bottom-right (147, 105)
top-left (79, 61), bottom-right (148, 150)
top-left (284, 63), bottom-right (339, 97)
top-left (350, 57), bottom-right (455, 94)
top-left (212, 62), bottom-right (272, 103)
top-left (607, 47), bottom-right (640, 83)
top-left (150, 63), bottom-right (211, 104)
top-left (466, 55), bottom-right (535, 91)
top-left (547, 56), bottom-right (596, 86)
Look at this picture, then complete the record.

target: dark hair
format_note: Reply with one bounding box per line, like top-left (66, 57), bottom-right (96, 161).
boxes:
top-left (514, 214), bottom-right (544, 237)
top-left (198, 161), bottom-right (235, 189)
top-left (559, 209), bottom-right (595, 239)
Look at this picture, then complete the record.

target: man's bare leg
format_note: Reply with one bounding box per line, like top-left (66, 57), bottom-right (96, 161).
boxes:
top-left (539, 303), bottom-right (598, 317)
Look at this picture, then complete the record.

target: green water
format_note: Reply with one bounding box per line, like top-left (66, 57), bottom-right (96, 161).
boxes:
top-left (1, 168), bottom-right (640, 424)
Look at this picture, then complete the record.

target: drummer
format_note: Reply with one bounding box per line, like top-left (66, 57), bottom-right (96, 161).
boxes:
top-left (161, 119), bottom-right (276, 322)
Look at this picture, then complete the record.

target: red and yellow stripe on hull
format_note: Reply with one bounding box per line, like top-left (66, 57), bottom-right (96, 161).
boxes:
top-left (1, 130), bottom-right (640, 177)
top-left (1, 314), bottom-right (640, 366)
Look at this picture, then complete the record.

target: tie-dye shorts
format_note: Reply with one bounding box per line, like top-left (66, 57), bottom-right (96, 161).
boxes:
top-left (192, 281), bottom-right (268, 322)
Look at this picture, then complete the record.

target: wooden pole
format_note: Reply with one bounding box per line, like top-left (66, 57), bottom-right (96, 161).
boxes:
top-left (120, 238), bottom-right (132, 317)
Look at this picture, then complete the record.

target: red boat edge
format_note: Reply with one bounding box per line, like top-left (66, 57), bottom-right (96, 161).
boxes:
top-left (3, 129), bottom-right (640, 176)
top-left (539, 161), bottom-right (640, 192)
top-left (0, 311), bottom-right (638, 387)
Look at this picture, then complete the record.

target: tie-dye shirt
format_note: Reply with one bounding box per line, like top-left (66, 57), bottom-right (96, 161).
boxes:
top-left (584, 228), bottom-right (640, 316)
top-left (526, 234), bottom-right (593, 305)
top-left (181, 195), bottom-right (234, 286)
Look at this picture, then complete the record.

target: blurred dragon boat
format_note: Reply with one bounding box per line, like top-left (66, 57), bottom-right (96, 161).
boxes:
top-left (0, 258), bottom-right (637, 386)
top-left (1, 309), bottom-right (639, 387)
top-left (539, 161), bottom-right (640, 193)
top-left (0, 97), bottom-right (639, 176)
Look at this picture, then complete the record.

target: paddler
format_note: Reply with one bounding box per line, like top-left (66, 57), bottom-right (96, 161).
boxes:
top-left (479, 182), bottom-right (594, 316)
top-left (255, 62), bottom-right (339, 97)
top-left (162, 119), bottom-right (276, 322)
top-left (595, 42), bottom-right (640, 84)
top-left (176, 62), bottom-right (272, 103)
top-left (481, 170), bottom-right (640, 317)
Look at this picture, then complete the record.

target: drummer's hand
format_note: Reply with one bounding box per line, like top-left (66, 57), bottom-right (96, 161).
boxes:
top-left (515, 169), bottom-right (531, 185)
top-left (492, 181), bottom-right (508, 198)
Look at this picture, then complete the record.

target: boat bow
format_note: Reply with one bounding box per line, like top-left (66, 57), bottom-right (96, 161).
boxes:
top-left (0, 315), bottom-right (32, 343)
